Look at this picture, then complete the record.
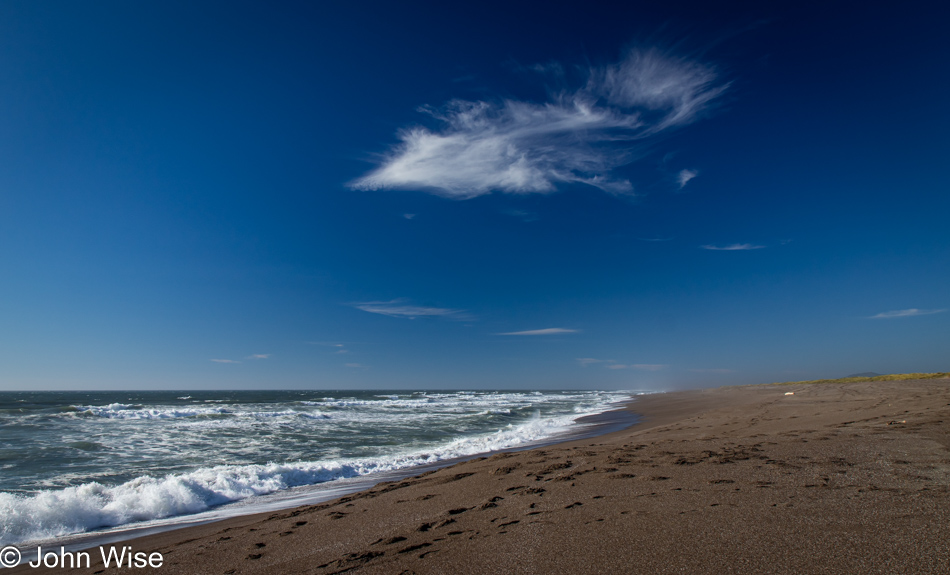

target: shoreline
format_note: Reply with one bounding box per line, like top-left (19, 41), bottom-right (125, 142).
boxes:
top-left (12, 379), bottom-right (950, 573)
top-left (7, 393), bottom-right (643, 558)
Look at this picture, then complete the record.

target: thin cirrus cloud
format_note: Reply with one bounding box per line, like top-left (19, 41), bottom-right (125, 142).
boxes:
top-left (700, 243), bottom-right (765, 251)
top-left (246, 354), bottom-right (270, 360)
top-left (353, 299), bottom-right (468, 320)
top-left (350, 48), bottom-right (727, 199)
top-left (308, 342), bottom-right (351, 354)
top-left (609, 363), bottom-right (667, 371)
top-left (496, 328), bottom-right (579, 336)
top-left (210, 359), bottom-right (240, 364)
top-left (577, 358), bottom-right (665, 370)
top-left (868, 308), bottom-right (947, 319)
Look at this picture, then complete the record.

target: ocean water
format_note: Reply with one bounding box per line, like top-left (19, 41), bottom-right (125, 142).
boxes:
top-left (0, 389), bottom-right (635, 546)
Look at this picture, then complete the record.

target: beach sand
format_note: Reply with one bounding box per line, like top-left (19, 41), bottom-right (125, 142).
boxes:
top-left (18, 379), bottom-right (950, 574)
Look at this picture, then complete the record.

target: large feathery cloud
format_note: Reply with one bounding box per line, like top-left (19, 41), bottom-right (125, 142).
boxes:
top-left (350, 48), bottom-right (727, 199)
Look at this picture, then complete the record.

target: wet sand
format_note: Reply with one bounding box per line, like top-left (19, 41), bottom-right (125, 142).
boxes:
top-left (17, 379), bottom-right (950, 574)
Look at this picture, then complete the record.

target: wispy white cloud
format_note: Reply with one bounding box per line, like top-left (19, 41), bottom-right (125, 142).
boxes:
top-left (868, 308), bottom-right (947, 319)
top-left (496, 328), bottom-right (579, 336)
top-left (605, 363), bottom-right (667, 371)
top-left (576, 357), bottom-right (610, 366)
top-left (350, 48), bottom-right (727, 199)
top-left (677, 168), bottom-right (698, 188)
top-left (210, 359), bottom-right (240, 364)
top-left (354, 299), bottom-right (467, 319)
top-left (502, 208), bottom-right (540, 222)
top-left (579, 358), bottom-right (667, 370)
top-left (308, 342), bottom-right (353, 355)
top-left (700, 243), bottom-right (765, 251)
top-left (246, 354), bottom-right (270, 360)
top-left (403, 213), bottom-right (416, 219)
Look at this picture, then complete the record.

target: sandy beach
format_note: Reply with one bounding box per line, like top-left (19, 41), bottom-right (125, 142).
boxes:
top-left (16, 378), bottom-right (950, 574)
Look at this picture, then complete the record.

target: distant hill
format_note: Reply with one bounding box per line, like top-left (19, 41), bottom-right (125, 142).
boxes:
top-left (775, 372), bottom-right (949, 385)
top-left (845, 372), bottom-right (883, 378)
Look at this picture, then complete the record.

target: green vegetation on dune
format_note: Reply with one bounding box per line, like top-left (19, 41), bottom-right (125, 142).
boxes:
top-left (774, 372), bottom-right (950, 385)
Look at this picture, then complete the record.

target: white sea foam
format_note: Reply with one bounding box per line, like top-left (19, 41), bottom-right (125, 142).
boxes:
top-left (68, 405), bottom-right (335, 421)
top-left (0, 390), bottom-right (638, 546)
top-left (0, 404), bottom-right (604, 546)
top-left (72, 405), bottom-right (235, 419)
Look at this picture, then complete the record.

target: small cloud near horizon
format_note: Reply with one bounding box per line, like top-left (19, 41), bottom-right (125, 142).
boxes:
top-left (497, 328), bottom-right (579, 336)
top-left (309, 342), bottom-right (352, 355)
top-left (868, 308), bottom-right (947, 319)
top-left (576, 357), bottom-right (610, 366)
top-left (700, 243), bottom-right (765, 251)
top-left (210, 359), bottom-right (240, 364)
top-left (607, 363), bottom-right (667, 371)
top-left (350, 48), bottom-right (727, 199)
top-left (354, 299), bottom-right (468, 320)
top-left (246, 354), bottom-right (270, 360)
top-left (576, 358), bottom-right (665, 371)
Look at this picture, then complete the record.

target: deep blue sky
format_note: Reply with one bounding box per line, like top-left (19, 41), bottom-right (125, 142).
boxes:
top-left (1, 1), bottom-right (947, 390)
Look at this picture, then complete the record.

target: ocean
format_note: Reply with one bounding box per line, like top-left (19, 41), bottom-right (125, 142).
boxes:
top-left (0, 389), bottom-right (639, 547)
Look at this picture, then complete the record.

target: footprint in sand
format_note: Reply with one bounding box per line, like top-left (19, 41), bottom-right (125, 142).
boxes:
top-left (397, 543), bottom-right (432, 555)
top-left (370, 536), bottom-right (407, 545)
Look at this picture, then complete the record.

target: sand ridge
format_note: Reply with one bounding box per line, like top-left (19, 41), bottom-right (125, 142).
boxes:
top-left (19, 379), bottom-right (950, 574)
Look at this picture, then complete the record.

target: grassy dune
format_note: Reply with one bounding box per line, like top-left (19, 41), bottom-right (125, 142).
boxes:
top-left (774, 372), bottom-right (950, 385)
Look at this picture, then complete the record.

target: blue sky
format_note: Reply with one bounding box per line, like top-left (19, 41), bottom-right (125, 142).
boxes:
top-left (1, 1), bottom-right (947, 390)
